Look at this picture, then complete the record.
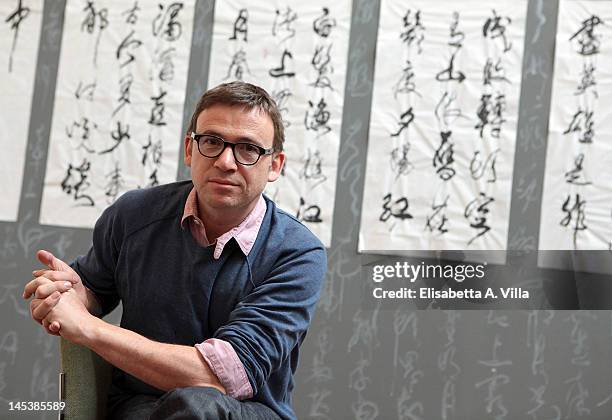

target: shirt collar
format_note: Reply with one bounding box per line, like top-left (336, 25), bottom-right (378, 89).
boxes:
top-left (181, 188), bottom-right (266, 259)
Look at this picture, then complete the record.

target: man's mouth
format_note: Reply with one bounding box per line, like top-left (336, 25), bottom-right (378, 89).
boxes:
top-left (209, 178), bottom-right (239, 186)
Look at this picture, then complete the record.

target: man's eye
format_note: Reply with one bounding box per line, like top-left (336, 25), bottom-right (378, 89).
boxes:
top-left (240, 143), bottom-right (260, 154)
top-left (202, 136), bottom-right (221, 146)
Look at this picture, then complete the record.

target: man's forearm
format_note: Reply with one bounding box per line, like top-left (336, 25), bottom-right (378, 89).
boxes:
top-left (77, 316), bottom-right (226, 393)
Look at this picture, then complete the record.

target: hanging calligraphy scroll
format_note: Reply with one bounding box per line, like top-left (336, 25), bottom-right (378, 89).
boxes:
top-left (39, 0), bottom-right (194, 228)
top-left (0, 0), bottom-right (43, 221)
top-left (539, 0), bottom-right (612, 250)
top-left (208, 1), bottom-right (353, 247)
top-left (359, 0), bottom-right (527, 252)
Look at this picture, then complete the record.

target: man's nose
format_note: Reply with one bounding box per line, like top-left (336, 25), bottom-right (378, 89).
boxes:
top-left (213, 145), bottom-right (238, 170)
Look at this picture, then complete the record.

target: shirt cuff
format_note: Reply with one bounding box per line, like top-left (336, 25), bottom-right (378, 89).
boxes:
top-left (195, 338), bottom-right (253, 400)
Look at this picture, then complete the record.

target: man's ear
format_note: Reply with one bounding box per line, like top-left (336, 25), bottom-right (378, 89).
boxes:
top-left (184, 134), bottom-right (192, 167)
top-left (268, 152), bottom-right (285, 182)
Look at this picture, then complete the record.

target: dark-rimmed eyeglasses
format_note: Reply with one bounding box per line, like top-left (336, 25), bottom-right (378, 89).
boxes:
top-left (190, 132), bottom-right (275, 166)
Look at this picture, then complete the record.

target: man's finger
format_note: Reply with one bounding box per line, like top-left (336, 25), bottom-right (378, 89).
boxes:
top-left (32, 291), bottom-right (61, 322)
top-left (23, 277), bottom-right (52, 299)
top-left (30, 299), bottom-right (43, 324)
top-left (36, 250), bottom-right (74, 274)
top-left (34, 281), bottom-right (72, 299)
top-left (30, 270), bottom-right (77, 284)
top-left (41, 319), bottom-right (60, 336)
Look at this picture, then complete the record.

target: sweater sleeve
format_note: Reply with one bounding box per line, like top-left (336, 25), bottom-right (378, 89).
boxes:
top-left (71, 199), bottom-right (123, 316)
top-left (212, 242), bottom-right (327, 395)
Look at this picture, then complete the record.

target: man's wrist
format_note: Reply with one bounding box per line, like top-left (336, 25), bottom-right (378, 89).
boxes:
top-left (73, 313), bottom-right (104, 347)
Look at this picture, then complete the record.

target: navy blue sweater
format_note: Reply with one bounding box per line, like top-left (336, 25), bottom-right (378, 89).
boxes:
top-left (72, 181), bottom-right (327, 420)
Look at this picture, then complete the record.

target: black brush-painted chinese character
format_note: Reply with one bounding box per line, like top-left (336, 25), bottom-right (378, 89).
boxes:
top-left (433, 131), bottom-right (456, 181)
top-left (304, 98), bottom-right (331, 137)
top-left (112, 74), bottom-right (134, 117)
top-left (400, 9), bottom-right (425, 53)
top-left (483, 9), bottom-right (512, 52)
top-left (483, 58), bottom-right (510, 85)
top-left (272, 7), bottom-right (297, 42)
top-left (564, 153), bottom-right (592, 186)
top-left (74, 80), bottom-right (97, 101)
top-left (271, 88), bottom-right (292, 126)
top-left (148, 89), bottom-right (167, 126)
top-left (99, 121), bottom-right (131, 154)
top-left (563, 108), bottom-right (594, 143)
top-left (141, 136), bottom-right (163, 166)
top-left (4, 0), bottom-right (30, 72)
top-left (575, 62), bottom-right (597, 97)
top-left (313, 7), bottom-right (336, 38)
top-left (390, 107), bottom-right (414, 138)
top-left (310, 44), bottom-right (334, 90)
top-left (122, 1), bottom-right (140, 25)
top-left (449, 11), bottom-right (465, 48)
top-left (116, 29), bottom-right (143, 68)
top-left (435, 50), bottom-right (466, 83)
top-left (464, 192), bottom-right (494, 245)
top-left (435, 91), bottom-right (465, 129)
top-left (152, 2), bottom-right (184, 41)
top-left (390, 142), bottom-right (414, 180)
top-left (225, 48), bottom-right (250, 80)
top-left (229, 8), bottom-right (248, 41)
top-left (569, 15), bottom-right (604, 56)
top-left (560, 193), bottom-right (588, 248)
top-left (153, 46), bottom-right (176, 82)
top-left (380, 193), bottom-right (413, 222)
top-left (269, 49), bottom-right (296, 78)
top-left (297, 197), bottom-right (323, 223)
top-left (475, 93), bottom-right (506, 139)
top-left (66, 117), bottom-right (98, 153)
top-left (425, 194), bottom-right (450, 235)
top-left (81, 1), bottom-right (109, 66)
top-left (299, 149), bottom-right (327, 189)
top-left (393, 60), bottom-right (420, 98)
top-left (104, 161), bottom-right (125, 203)
top-left (470, 149), bottom-right (500, 183)
top-left (61, 159), bottom-right (95, 206)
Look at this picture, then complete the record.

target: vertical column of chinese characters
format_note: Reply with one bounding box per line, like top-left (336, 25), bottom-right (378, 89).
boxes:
top-left (269, 6), bottom-right (297, 129)
top-left (298, 7), bottom-right (336, 225)
top-left (225, 7), bottom-right (249, 81)
top-left (99, 1), bottom-right (142, 204)
top-left (463, 9), bottom-right (514, 247)
top-left (145, 2), bottom-right (185, 188)
top-left (262, 6), bottom-right (297, 206)
top-left (560, 15), bottom-right (602, 249)
top-left (378, 9), bottom-right (425, 233)
top-left (425, 11), bottom-right (467, 239)
top-left (60, 1), bottom-right (110, 209)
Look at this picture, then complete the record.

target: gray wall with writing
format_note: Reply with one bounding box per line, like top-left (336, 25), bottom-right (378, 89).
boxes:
top-left (2, 1), bottom-right (612, 419)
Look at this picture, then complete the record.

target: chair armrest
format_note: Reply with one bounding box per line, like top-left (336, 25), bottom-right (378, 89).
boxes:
top-left (60, 338), bottom-right (112, 420)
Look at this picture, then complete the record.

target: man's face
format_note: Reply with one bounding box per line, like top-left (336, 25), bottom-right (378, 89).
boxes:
top-left (184, 104), bottom-right (285, 218)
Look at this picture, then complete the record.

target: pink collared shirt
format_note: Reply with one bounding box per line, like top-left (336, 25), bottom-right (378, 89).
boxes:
top-left (181, 188), bottom-right (266, 399)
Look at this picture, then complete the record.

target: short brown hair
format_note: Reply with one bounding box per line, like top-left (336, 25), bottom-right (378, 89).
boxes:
top-left (188, 81), bottom-right (285, 152)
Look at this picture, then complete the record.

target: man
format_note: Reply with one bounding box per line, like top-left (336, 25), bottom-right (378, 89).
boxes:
top-left (23, 81), bottom-right (327, 419)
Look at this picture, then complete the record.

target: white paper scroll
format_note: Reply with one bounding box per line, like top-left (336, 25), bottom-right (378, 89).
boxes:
top-left (39, 0), bottom-right (194, 228)
top-left (359, 0), bottom-right (527, 252)
top-left (0, 0), bottom-right (43, 222)
top-left (539, 0), bottom-right (612, 250)
top-left (208, 1), bottom-right (352, 247)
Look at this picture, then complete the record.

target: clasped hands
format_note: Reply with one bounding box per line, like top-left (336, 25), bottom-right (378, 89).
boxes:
top-left (23, 250), bottom-right (93, 343)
